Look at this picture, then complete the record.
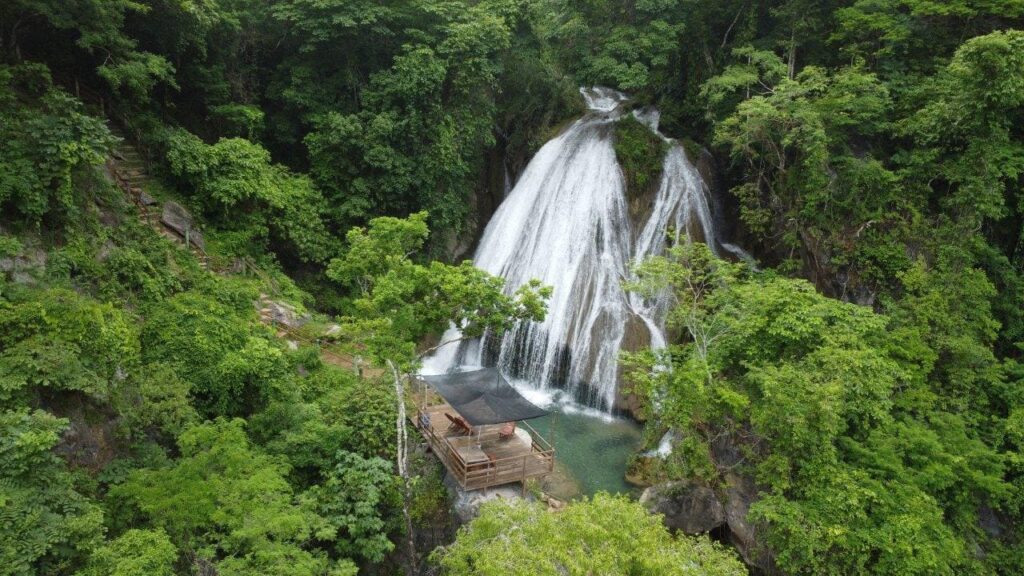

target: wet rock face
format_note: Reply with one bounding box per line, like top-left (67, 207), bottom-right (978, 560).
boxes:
top-left (642, 427), bottom-right (779, 573)
top-left (640, 481), bottom-right (725, 534)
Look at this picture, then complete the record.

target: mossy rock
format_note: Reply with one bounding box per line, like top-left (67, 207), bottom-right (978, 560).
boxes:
top-left (625, 453), bottom-right (666, 487)
top-left (614, 115), bottom-right (669, 201)
top-left (680, 137), bottom-right (705, 162)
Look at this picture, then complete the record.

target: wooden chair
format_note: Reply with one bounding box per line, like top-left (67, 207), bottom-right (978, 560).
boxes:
top-left (445, 412), bottom-right (473, 436)
top-left (499, 421), bottom-right (516, 440)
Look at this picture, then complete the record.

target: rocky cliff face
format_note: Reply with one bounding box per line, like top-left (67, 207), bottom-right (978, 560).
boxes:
top-left (446, 135), bottom-right (535, 263)
top-left (640, 428), bottom-right (779, 574)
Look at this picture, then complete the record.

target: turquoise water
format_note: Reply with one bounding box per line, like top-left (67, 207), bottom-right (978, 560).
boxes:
top-left (529, 406), bottom-right (643, 498)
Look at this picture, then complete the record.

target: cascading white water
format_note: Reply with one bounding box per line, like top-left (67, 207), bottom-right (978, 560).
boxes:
top-left (424, 87), bottom-right (728, 411)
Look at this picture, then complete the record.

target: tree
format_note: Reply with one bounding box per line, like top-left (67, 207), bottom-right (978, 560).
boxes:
top-left (303, 450), bottom-right (397, 564)
top-left (833, 0), bottom-right (1024, 72)
top-left (0, 64), bottom-right (116, 225)
top-left (0, 287), bottom-right (138, 409)
top-left (296, 0), bottom-right (517, 235)
top-left (434, 493), bottom-right (748, 575)
top-left (627, 247), bottom-right (1008, 574)
top-left (0, 0), bottom-right (176, 101)
top-left (0, 409), bottom-right (104, 576)
top-left (112, 418), bottom-right (351, 576)
top-left (900, 30), bottom-right (1024, 242)
top-left (325, 212), bottom-right (549, 574)
top-left (165, 130), bottom-right (337, 263)
top-left (251, 364), bottom-right (396, 484)
top-left (326, 212), bottom-right (549, 368)
top-left (704, 51), bottom-right (899, 297)
top-left (77, 528), bottom-right (178, 576)
top-left (552, 0), bottom-right (686, 96)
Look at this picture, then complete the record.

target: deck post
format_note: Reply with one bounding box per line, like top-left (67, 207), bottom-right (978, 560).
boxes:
top-left (521, 453), bottom-right (527, 497)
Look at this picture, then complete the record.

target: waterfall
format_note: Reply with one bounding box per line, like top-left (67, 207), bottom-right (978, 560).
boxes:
top-left (423, 87), bottom-right (730, 411)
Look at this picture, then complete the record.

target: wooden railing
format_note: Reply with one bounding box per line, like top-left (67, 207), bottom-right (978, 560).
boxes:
top-left (414, 406), bottom-right (555, 491)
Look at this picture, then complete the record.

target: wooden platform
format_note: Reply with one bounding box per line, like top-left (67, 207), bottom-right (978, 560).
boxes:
top-left (414, 402), bottom-right (554, 492)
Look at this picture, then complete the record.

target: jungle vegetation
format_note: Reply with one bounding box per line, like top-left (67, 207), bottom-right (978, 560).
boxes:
top-left (1, 0), bottom-right (1022, 575)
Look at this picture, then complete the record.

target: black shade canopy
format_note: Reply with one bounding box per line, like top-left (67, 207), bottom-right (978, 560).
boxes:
top-left (418, 368), bottom-right (548, 426)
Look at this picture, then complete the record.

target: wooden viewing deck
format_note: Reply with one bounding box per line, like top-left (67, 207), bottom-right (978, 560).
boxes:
top-left (413, 401), bottom-right (555, 492)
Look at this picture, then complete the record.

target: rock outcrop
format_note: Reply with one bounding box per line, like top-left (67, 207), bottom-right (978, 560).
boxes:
top-left (256, 297), bottom-right (309, 330)
top-left (161, 201), bottom-right (205, 251)
top-left (0, 244), bottom-right (47, 285)
top-left (640, 481), bottom-right (725, 534)
top-left (641, 474), bottom-right (776, 573)
top-left (443, 472), bottom-right (532, 525)
top-left (641, 430), bottom-right (779, 576)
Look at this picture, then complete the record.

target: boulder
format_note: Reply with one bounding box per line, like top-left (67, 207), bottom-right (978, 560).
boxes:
top-left (98, 205), bottom-right (123, 227)
top-left (978, 504), bottom-right (1005, 539)
top-left (96, 240), bottom-right (117, 262)
top-left (640, 481), bottom-right (725, 534)
top-left (443, 472), bottom-right (530, 525)
top-left (540, 460), bottom-right (582, 502)
top-left (265, 300), bottom-right (309, 329)
top-left (161, 201), bottom-right (205, 251)
top-left (0, 246), bottom-right (47, 285)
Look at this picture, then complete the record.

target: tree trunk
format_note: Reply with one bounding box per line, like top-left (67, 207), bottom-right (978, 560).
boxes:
top-left (788, 31), bottom-right (797, 80)
top-left (388, 360), bottom-right (419, 576)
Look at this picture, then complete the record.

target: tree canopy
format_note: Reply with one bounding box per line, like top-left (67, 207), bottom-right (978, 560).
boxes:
top-left (2, 0), bottom-right (1024, 574)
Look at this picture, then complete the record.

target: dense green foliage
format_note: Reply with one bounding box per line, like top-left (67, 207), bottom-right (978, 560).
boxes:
top-left (164, 131), bottom-right (337, 263)
top-left (2, 0), bottom-right (1024, 575)
top-left (2, 0), bottom-right (581, 258)
top-left (434, 493), bottom-right (747, 575)
top-left (0, 64), bottom-right (115, 226)
top-left (1, 409), bottom-right (104, 575)
top-left (628, 243), bottom-right (1022, 574)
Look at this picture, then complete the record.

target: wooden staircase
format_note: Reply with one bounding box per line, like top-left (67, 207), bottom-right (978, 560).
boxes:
top-left (107, 126), bottom-right (210, 271)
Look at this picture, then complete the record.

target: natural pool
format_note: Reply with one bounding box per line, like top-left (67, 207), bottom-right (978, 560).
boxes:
top-left (526, 402), bottom-right (644, 499)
